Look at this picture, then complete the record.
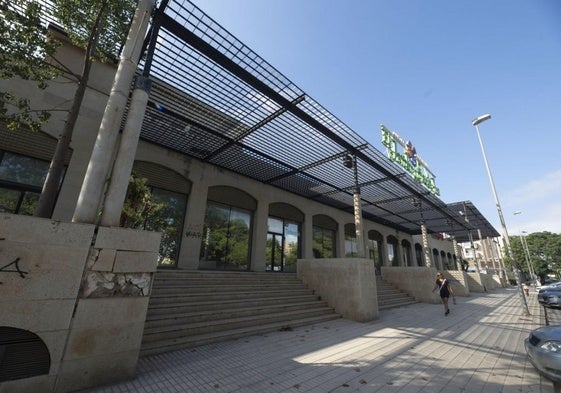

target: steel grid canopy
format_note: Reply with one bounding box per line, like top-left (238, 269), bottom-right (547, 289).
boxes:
top-left (136, 0), bottom-right (500, 240)
top-left (28, 0), bottom-right (499, 241)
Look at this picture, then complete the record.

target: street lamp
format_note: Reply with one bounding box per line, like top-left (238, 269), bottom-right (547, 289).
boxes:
top-left (471, 114), bottom-right (530, 315)
top-left (513, 211), bottom-right (536, 284)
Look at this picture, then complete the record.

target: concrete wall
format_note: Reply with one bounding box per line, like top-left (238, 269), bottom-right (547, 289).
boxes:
top-left (444, 270), bottom-right (470, 297)
top-left (466, 272), bottom-right (486, 293)
top-left (381, 267), bottom-right (474, 302)
top-left (0, 214), bottom-right (94, 393)
top-left (0, 214), bottom-right (160, 393)
top-left (481, 273), bottom-right (499, 291)
top-left (297, 258), bottom-right (378, 322)
top-left (381, 266), bottom-right (442, 303)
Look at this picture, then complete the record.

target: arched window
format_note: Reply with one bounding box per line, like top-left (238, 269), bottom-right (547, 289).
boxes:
top-left (0, 327), bottom-right (50, 382)
top-left (313, 215), bottom-right (337, 258)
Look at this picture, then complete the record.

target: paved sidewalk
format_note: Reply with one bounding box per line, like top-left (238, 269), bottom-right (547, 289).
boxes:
top-left (81, 288), bottom-right (554, 393)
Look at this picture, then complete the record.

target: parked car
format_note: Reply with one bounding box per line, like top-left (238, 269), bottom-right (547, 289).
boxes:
top-left (537, 280), bottom-right (561, 291)
top-left (539, 288), bottom-right (561, 305)
top-left (525, 325), bottom-right (561, 383)
top-left (546, 293), bottom-right (561, 308)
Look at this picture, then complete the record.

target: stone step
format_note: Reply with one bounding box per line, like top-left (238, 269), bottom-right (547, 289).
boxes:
top-left (142, 307), bottom-right (337, 343)
top-left (154, 270), bottom-right (298, 281)
top-left (145, 301), bottom-right (330, 327)
top-left (140, 314), bottom-right (340, 357)
top-left (148, 288), bottom-right (315, 303)
top-left (378, 297), bottom-right (418, 310)
top-left (151, 283), bottom-right (308, 294)
top-left (141, 270), bottom-right (340, 356)
top-left (147, 294), bottom-right (321, 315)
top-left (376, 277), bottom-right (417, 310)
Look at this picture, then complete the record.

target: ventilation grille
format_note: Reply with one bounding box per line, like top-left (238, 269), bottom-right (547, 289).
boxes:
top-left (0, 327), bottom-right (51, 382)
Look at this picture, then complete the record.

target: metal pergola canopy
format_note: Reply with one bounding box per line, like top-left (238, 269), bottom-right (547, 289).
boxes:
top-left (28, 0), bottom-right (500, 241)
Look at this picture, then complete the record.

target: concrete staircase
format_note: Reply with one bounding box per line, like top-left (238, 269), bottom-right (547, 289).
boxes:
top-left (141, 270), bottom-right (340, 356)
top-left (376, 276), bottom-right (417, 310)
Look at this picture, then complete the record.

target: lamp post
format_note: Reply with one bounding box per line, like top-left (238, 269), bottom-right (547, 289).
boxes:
top-left (472, 114), bottom-right (530, 315)
top-left (513, 211), bottom-right (536, 285)
top-left (522, 231), bottom-right (536, 283)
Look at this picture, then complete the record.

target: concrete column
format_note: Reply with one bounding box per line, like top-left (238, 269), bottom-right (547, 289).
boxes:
top-left (452, 238), bottom-right (461, 270)
top-left (176, 180), bottom-right (209, 270)
top-left (251, 200), bottom-right (269, 271)
top-left (380, 235), bottom-right (389, 267)
top-left (72, 0), bottom-right (154, 224)
top-left (478, 230), bottom-right (490, 270)
top-left (100, 76), bottom-right (151, 226)
top-left (337, 221), bottom-right (346, 257)
top-left (303, 212), bottom-right (314, 259)
top-left (421, 223), bottom-right (432, 267)
top-left (353, 192), bottom-right (366, 258)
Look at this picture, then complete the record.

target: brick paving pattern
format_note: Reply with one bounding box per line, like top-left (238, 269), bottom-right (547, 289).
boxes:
top-left (80, 288), bottom-right (556, 393)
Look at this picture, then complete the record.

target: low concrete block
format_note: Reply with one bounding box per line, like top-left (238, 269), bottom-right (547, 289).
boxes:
top-left (298, 258), bottom-right (377, 322)
top-left (0, 374), bottom-right (56, 393)
top-left (55, 350), bottom-right (139, 393)
top-left (95, 226), bottom-right (161, 252)
top-left (113, 250), bottom-right (159, 273)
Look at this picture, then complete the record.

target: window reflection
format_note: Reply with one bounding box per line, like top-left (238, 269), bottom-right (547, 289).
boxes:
top-left (0, 151), bottom-right (51, 215)
top-left (200, 202), bottom-right (251, 270)
top-left (313, 226), bottom-right (335, 258)
top-left (144, 188), bottom-right (187, 267)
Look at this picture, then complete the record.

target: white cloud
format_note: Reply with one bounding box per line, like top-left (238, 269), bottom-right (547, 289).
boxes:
top-left (505, 169), bottom-right (561, 234)
top-left (508, 169), bottom-right (561, 205)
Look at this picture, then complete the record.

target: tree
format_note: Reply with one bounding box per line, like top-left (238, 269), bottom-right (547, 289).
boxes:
top-left (0, 2), bottom-right (59, 131)
top-left (509, 231), bottom-right (561, 281)
top-left (0, 0), bottom-right (136, 218)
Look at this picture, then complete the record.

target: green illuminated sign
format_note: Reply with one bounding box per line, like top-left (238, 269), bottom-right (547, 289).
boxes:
top-left (381, 124), bottom-right (440, 196)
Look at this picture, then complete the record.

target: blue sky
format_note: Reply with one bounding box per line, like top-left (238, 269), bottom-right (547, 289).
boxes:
top-left (189, 0), bottom-right (561, 235)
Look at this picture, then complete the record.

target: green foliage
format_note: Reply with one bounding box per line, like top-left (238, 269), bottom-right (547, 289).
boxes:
top-left (200, 204), bottom-right (251, 269)
top-left (53, 0), bottom-right (136, 62)
top-left (0, 1), bottom-right (59, 131)
top-left (120, 173), bottom-right (163, 230)
top-left (509, 231), bottom-right (561, 280)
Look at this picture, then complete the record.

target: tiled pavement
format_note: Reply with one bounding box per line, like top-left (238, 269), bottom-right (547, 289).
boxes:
top-left (81, 287), bottom-right (556, 393)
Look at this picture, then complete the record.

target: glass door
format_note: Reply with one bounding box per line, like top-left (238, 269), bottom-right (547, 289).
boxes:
top-left (266, 217), bottom-right (300, 272)
top-left (266, 233), bottom-right (283, 271)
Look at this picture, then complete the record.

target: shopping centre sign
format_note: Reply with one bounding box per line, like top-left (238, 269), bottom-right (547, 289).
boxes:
top-left (381, 124), bottom-right (440, 196)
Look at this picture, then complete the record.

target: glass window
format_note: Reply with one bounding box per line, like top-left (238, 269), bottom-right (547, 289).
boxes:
top-left (200, 202), bottom-right (252, 270)
top-left (0, 151), bottom-right (52, 215)
top-left (283, 221), bottom-right (299, 271)
top-left (387, 243), bottom-right (396, 265)
top-left (144, 187), bottom-right (187, 267)
top-left (344, 224), bottom-right (357, 257)
top-left (0, 152), bottom-right (49, 187)
top-left (266, 217), bottom-right (301, 272)
top-left (313, 226), bottom-right (335, 258)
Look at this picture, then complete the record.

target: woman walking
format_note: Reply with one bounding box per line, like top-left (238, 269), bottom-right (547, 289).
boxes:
top-left (432, 272), bottom-right (454, 315)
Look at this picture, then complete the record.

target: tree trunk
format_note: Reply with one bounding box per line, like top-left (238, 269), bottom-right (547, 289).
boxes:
top-left (34, 1), bottom-right (108, 218)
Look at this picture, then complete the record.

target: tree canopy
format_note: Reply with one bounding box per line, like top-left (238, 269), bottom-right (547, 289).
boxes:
top-left (0, 0), bottom-right (137, 217)
top-left (508, 231), bottom-right (561, 281)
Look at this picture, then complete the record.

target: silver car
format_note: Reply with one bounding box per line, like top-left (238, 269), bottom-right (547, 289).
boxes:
top-left (525, 325), bottom-right (561, 382)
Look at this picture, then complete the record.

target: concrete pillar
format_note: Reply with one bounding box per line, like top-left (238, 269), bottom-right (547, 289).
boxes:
top-left (421, 223), bottom-right (432, 267)
top-left (303, 212), bottom-right (314, 259)
top-left (176, 180), bottom-right (208, 270)
top-left (100, 76), bottom-right (151, 227)
top-left (452, 238), bottom-right (461, 270)
top-left (251, 200), bottom-right (269, 271)
top-left (380, 236), bottom-right (389, 267)
top-left (353, 192), bottom-right (366, 258)
top-left (337, 221), bottom-right (346, 257)
top-left (72, 0), bottom-right (154, 224)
